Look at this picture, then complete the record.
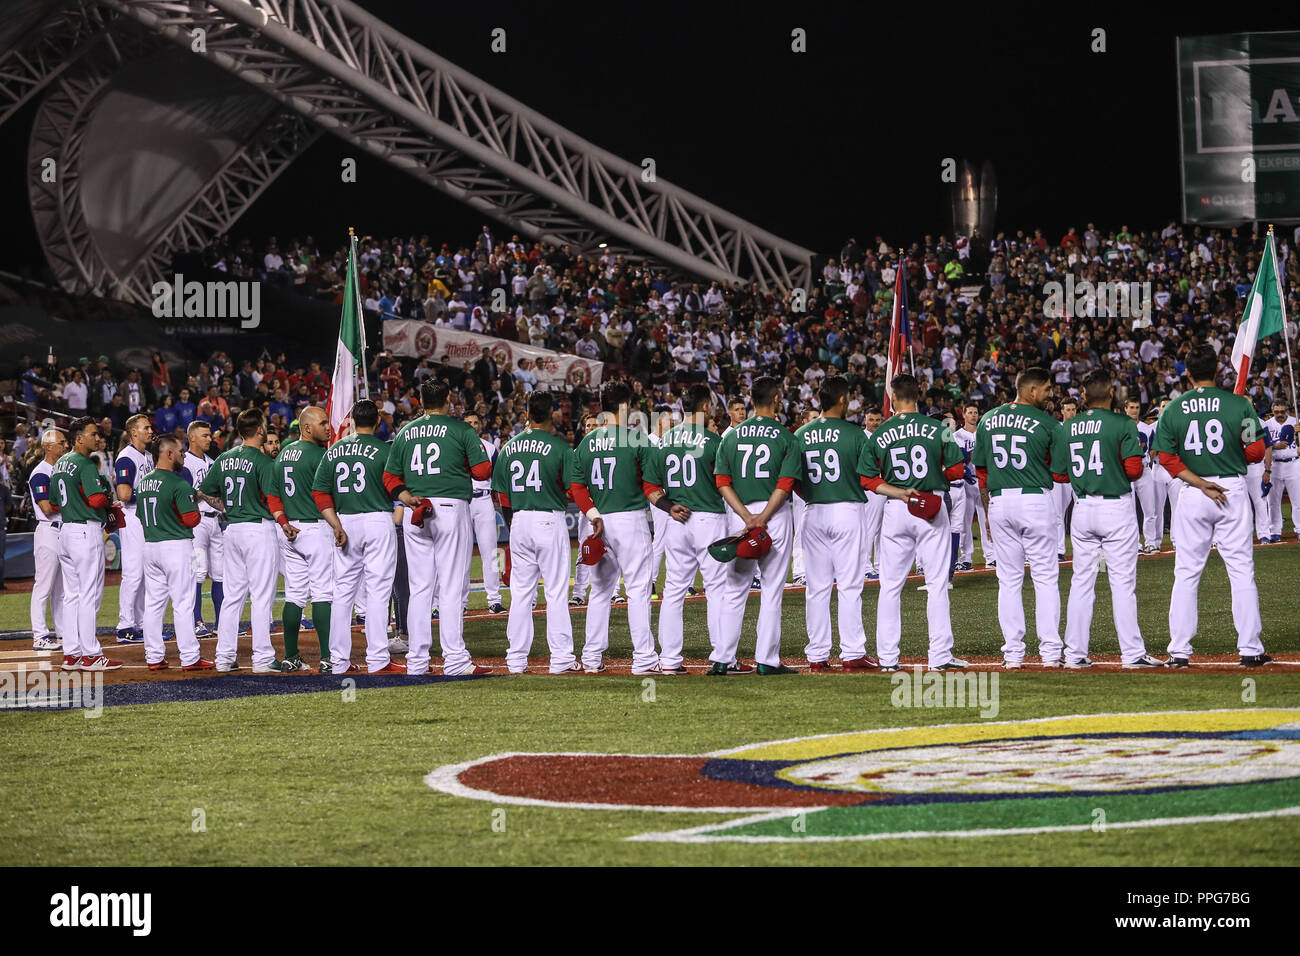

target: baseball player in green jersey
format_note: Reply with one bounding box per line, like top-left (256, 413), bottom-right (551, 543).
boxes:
top-left (49, 416), bottom-right (124, 671)
top-left (859, 375), bottom-right (968, 671)
top-left (136, 434), bottom-right (214, 671)
top-left (973, 367), bottom-right (1066, 668)
top-left (384, 382), bottom-right (494, 677)
top-left (1153, 344), bottom-right (1270, 667)
top-left (794, 376), bottom-right (875, 671)
top-left (266, 406), bottom-right (333, 672)
top-left (1058, 372), bottom-right (1165, 669)
top-left (644, 384), bottom-right (729, 674)
top-left (568, 382), bottom-right (690, 675)
top-left (714, 376), bottom-right (802, 675)
top-left (312, 400), bottom-right (401, 674)
top-left (492, 390), bottom-right (581, 674)
top-left (198, 408), bottom-right (284, 673)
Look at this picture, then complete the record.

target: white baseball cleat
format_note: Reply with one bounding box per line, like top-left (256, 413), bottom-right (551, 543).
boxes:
top-left (1003, 659), bottom-right (1023, 670)
top-left (1122, 654), bottom-right (1167, 669)
top-left (33, 636), bottom-right (62, 652)
top-left (1064, 657), bottom-right (1094, 669)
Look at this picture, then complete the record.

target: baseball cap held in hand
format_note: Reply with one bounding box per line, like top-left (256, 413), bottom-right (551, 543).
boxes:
top-left (906, 491), bottom-right (942, 521)
top-left (578, 534), bottom-right (607, 565)
top-left (708, 526), bottom-right (773, 562)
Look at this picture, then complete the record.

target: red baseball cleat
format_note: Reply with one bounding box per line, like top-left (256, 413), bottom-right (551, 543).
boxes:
top-left (61, 655), bottom-right (81, 671)
top-left (335, 664), bottom-right (363, 674)
top-left (840, 656), bottom-right (880, 671)
top-left (182, 658), bottom-right (216, 671)
top-left (79, 655), bottom-right (123, 671)
top-left (370, 661), bottom-right (407, 674)
top-left (808, 660), bottom-right (834, 673)
top-left (147, 660), bottom-right (170, 671)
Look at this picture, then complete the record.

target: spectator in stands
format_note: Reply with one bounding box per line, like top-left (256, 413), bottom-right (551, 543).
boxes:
top-left (150, 351), bottom-right (171, 400)
top-left (514, 358), bottom-right (538, 392)
top-left (63, 368), bottom-right (88, 415)
top-left (97, 367), bottom-right (118, 414)
top-left (198, 385), bottom-right (230, 431)
top-left (174, 387), bottom-right (197, 428)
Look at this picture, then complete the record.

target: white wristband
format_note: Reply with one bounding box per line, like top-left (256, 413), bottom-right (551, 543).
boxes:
top-left (585, 507), bottom-right (601, 521)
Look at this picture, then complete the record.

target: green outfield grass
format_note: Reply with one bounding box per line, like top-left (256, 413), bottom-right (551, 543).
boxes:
top-left (2, 547), bottom-right (1297, 866)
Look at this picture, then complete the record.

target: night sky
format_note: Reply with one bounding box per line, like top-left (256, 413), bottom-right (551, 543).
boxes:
top-left (2, 3), bottom-right (1299, 277)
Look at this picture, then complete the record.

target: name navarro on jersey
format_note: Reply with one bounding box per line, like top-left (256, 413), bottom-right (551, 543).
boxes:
top-left (874, 420), bottom-right (940, 446)
top-left (980, 412), bottom-right (1042, 433)
top-left (503, 438), bottom-right (560, 457)
top-left (326, 440), bottom-right (382, 461)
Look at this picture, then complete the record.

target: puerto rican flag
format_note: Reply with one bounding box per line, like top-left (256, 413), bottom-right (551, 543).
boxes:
top-left (881, 257), bottom-right (914, 418)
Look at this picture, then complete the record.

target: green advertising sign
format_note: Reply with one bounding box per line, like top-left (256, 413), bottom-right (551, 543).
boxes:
top-left (1178, 32), bottom-right (1300, 223)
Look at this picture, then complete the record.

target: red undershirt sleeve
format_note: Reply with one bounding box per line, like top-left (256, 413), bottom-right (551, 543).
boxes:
top-left (1122, 456), bottom-right (1144, 480)
top-left (776, 476), bottom-right (796, 492)
top-left (311, 490), bottom-right (336, 513)
top-left (569, 482), bottom-right (596, 514)
top-left (641, 481), bottom-right (663, 498)
top-left (266, 494), bottom-right (285, 514)
top-left (1244, 438), bottom-right (1265, 464)
top-left (469, 460), bottom-right (493, 481)
top-left (861, 476), bottom-right (886, 493)
top-left (86, 492), bottom-right (109, 510)
top-left (1158, 452), bottom-right (1186, 479)
top-left (180, 510), bottom-right (201, 528)
top-left (715, 474), bottom-right (733, 488)
top-left (943, 462), bottom-right (966, 481)
top-left (382, 471), bottom-right (406, 495)
top-left (976, 466), bottom-right (988, 489)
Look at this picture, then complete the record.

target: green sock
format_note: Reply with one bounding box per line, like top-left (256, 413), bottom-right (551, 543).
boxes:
top-left (282, 602), bottom-right (303, 658)
top-left (313, 602), bottom-right (331, 661)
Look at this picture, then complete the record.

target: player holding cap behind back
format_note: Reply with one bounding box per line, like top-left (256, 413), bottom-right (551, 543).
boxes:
top-left (1153, 344), bottom-right (1271, 667)
top-left (493, 390), bottom-right (580, 674)
top-left (973, 367), bottom-right (1065, 669)
top-left (793, 376), bottom-right (874, 671)
top-left (1058, 372), bottom-right (1166, 669)
top-left (569, 382), bottom-right (690, 675)
top-left (858, 374), bottom-right (968, 671)
top-left (313, 399), bottom-right (403, 675)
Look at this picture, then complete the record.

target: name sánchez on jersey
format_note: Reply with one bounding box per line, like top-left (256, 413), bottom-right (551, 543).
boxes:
top-left (980, 412), bottom-right (1042, 433)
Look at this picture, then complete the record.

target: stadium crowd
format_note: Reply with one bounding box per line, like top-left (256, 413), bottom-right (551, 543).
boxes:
top-left (5, 220), bottom-right (1300, 528)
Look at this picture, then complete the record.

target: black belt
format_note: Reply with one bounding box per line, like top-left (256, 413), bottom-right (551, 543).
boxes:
top-left (1078, 493), bottom-right (1123, 500)
top-left (201, 511), bottom-right (220, 519)
top-left (472, 490), bottom-right (491, 498)
top-left (1274, 456), bottom-right (1297, 463)
top-left (45, 520), bottom-right (61, 530)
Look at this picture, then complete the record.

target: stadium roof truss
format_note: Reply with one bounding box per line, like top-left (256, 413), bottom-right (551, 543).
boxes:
top-left (3, 0), bottom-right (814, 304)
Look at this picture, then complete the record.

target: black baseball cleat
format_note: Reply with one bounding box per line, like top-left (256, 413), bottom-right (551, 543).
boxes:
top-left (878, 664), bottom-right (901, 672)
top-left (1240, 654), bottom-right (1273, 667)
top-left (487, 602), bottom-right (506, 615)
top-left (706, 661), bottom-right (730, 676)
top-left (756, 663), bottom-right (798, 675)
top-left (1168, 657), bottom-right (1191, 668)
top-left (930, 658), bottom-right (970, 671)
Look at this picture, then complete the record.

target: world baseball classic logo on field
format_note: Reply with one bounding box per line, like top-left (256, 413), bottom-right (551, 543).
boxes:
top-left (425, 709), bottom-right (1300, 842)
top-left (415, 325), bottom-right (437, 357)
top-left (566, 361), bottom-right (590, 387)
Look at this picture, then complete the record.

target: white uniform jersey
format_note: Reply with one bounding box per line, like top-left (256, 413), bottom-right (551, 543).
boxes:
top-left (1136, 421), bottom-right (1157, 463)
top-left (954, 427), bottom-right (977, 474)
top-left (182, 451), bottom-right (220, 516)
top-left (28, 460), bottom-right (59, 524)
top-left (471, 437), bottom-right (497, 494)
top-left (113, 445), bottom-right (155, 513)
top-left (1267, 416), bottom-right (1298, 458)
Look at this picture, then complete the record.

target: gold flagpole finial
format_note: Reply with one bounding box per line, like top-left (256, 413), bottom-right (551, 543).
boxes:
top-left (348, 226), bottom-right (355, 237)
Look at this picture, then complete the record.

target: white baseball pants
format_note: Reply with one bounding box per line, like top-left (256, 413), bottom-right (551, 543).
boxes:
top-left (280, 520), bottom-right (334, 606)
top-left (875, 497), bottom-right (954, 668)
top-left (581, 510), bottom-right (657, 670)
top-left (142, 539), bottom-right (201, 666)
top-left (571, 512), bottom-right (592, 600)
top-left (1245, 462), bottom-right (1272, 541)
top-left (116, 507), bottom-right (146, 631)
top-left (1266, 458), bottom-right (1299, 537)
top-left (802, 501), bottom-right (867, 662)
top-left (862, 492), bottom-right (885, 574)
top-left (215, 520), bottom-right (278, 669)
top-left (1065, 495), bottom-right (1146, 663)
top-left (989, 490), bottom-right (1063, 663)
top-left (1132, 466), bottom-right (1159, 548)
top-left (328, 511), bottom-right (397, 673)
top-left (57, 522), bottom-right (105, 659)
top-left (405, 497), bottom-right (474, 675)
top-left (470, 493), bottom-right (502, 604)
top-left (1053, 481), bottom-right (1073, 555)
top-left (30, 523), bottom-right (66, 642)
top-left (504, 510), bottom-right (575, 673)
top-left (1168, 475), bottom-right (1264, 659)
top-left (657, 510), bottom-right (728, 670)
top-left (790, 493), bottom-right (806, 579)
top-left (957, 481), bottom-right (982, 564)
top-left (715, 502), bottom-right (794, 667)
top-left (192, 513), bottom-right (224, 582)
top-left (650, 504), bottom-right (671, 591)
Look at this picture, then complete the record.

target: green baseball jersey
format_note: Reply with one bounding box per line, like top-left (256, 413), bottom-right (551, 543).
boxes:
top-left (568, 424), bottom-right (655, 514)
top-left (50, 451), bottom-right (111, 524)
top-left (858, 412), bottom-right (962, 492)
top-left (1062, 407), bottom-right (1143, 497)
top-left (972, 402), bottom-right (1061, 493)
top-left (385, 414), bottom-right (487, 499)
top-left (715, 415), bottom-right (802, 503)
top-left (1152, 386), bottom-right (1260, 478)
top-left (273, 439), bottom-right (327, 521)
top-left (491, 428), bottom-right (571, 512)
top-left (794, 417), bottom-right (868, 504)
top-left (136, 469), bottom-right (198, 542)
top-left (643, 422), bottom-right (725, 513)
top-left (199, 445), bottom-right (275, 523)
top-left (313, 434), bottom-right (393, 514)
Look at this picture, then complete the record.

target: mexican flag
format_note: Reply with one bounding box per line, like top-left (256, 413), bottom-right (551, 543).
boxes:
top-left (1231, 232), bottom-right (1286, 395)
top-left (327, 237), bottom-right (366, 440)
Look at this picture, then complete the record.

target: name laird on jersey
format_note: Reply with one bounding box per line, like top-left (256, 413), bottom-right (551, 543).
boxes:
top-left (278, 447), bottom-right (306, 463)
top-left (326, 440), bottom-right (381, 461)
top-left (801, 426), bottom-right (841, 444)
top-left (979, 413), bottom-right (1042, 433)
top-left (875, 420), bottom-right (940, 445)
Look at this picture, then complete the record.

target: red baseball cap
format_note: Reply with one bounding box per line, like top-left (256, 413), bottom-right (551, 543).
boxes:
top-left (578, 534), bottom-right (607, 565)
top-left (906, 491), bottom-right (942, 521)
top-left (735, 526), bottom-right (773, 559)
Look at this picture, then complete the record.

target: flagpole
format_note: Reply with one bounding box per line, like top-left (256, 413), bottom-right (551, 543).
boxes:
top-left (1271, 225), bottom-right (1299, 412)
top-left (349, 227), bottom-right (370, 400)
